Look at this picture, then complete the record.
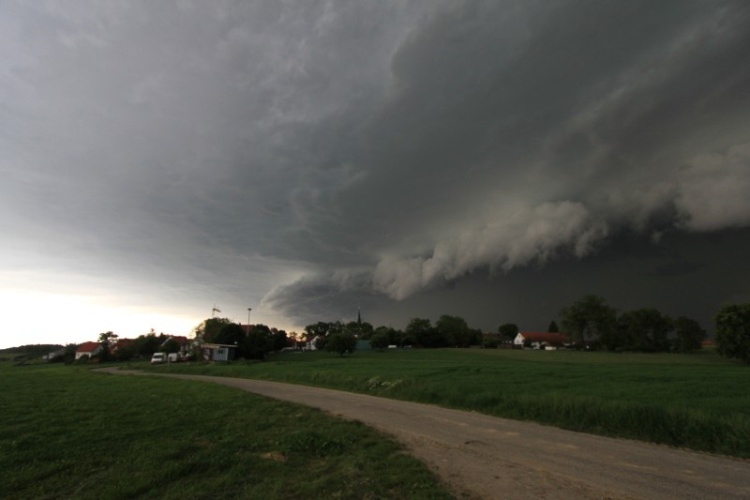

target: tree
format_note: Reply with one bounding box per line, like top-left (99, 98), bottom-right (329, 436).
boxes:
top-left (63, 343), bottom-right (77, 364)
top-left (715, 304), bottom-right (750, 363)
top-left (498, 323), bottom-right (519, 342)
top-left (615, 308), bottom-right (672, 352)
top-left (548, 321), bottom-right (559, 333)
top-left (672, 316), bottom-right (706, 353)
top-left (560, 295), bottom-right (616, 347)
top-left (370, 332), bottom-right (389, 351)
top-left (272, 329), bottom-right (289, 351)
top-left (134, 330), bottom-right (166, 357)
top-left (325, 333), bottom-right (357, 357)
top-left (436, 315), bottom-right (471, 347)
top-left (243, 324), bottom-right (275, 360)
top-left (344, 320), bottom-right (374, 338)
top-left (161, 337), bottom-right (181, 354)
top-left (98, 331), bottom-right (118, 362)
top-left (195, 317), bottom-right (232, 343)
top-left (406, 318), bottom-right (443, 348)
top-left (304, 321), bottom-right (331, 338)
top-left (215, 323), bottom-right (246, 346)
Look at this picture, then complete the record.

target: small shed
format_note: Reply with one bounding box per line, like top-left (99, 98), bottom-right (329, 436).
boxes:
top-left (200, 343), bottom-right (237, 362)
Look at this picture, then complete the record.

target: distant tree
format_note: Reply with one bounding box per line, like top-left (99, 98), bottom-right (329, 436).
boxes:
top-left (359, 322), bottom-right (375, 339)
top-left (272, 329), bottom-right (289, 351)
top-left (343, 320), bottom-right (373, 338)
top-left (63, 343), bottom-right (77, 364)
top-left (397, 329), bottom-right (417, 347)
top-left (370, 333), bottom-right (389, 351)
top-left (134, 330), bottom-right (165, 357)
top-left (113, 342), bottom-right (137, 362)
top-left (560, 295), bottom-right (617, 346)
top-left (243, 324), bottom-right (275, 360)
top-left (436, 315), bottom-right (471, 347)
top-left (161, 337), bottom-right (181, 354)
top-left (214, 323), bottom-right (246, 347)
top-left (615, 309), bottom-right (672, 352)
top-left (498, 323), bottom-right (519, 341)
top-left (548, 321), bottom-right (559, 333)
top-left (406, 318), bottom-right (444, 348)
top-left (672, 316), bottom-right (706, 353)
top-left (483, 336), bottom-right (499, 349)
top-left (325, 332), bottom-right (357, 357)
top-left (715, 304), bottom-right (750, 363)
top-left (314, 336), bottom-right (328, 350)
top-left (197, 318), bottom-right (233, 343)
top-left (468, 328), bottom-right (484, 346)
top-left (98, 331), bottom-right (118, 362)
top-left (305, 321), bottom-right (331, 338)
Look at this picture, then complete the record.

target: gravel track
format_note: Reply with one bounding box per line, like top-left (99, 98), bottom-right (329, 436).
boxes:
top-left (98, 368), bottom-right (750, 499)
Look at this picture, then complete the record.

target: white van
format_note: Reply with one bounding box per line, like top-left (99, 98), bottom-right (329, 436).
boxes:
top-left (150, 352), bottom-right (166, 364)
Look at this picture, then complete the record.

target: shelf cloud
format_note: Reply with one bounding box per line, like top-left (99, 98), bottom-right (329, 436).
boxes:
top-left (2, 0), bottom-right (749, 343)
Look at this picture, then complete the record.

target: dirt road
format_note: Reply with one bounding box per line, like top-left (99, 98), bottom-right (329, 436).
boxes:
top-left (99, 369), bottom-right (750, 499)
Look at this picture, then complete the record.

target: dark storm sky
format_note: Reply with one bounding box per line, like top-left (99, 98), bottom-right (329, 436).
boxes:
top-left (2, 1), bottom-right (749, 343)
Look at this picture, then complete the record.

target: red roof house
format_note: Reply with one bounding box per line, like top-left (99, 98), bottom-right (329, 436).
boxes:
top-left (75, 341), bottom-right (102, 360)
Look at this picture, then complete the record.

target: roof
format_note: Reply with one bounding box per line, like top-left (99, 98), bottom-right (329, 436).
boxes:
top-left (76, 341), bottom-right (101, 353)
top-left (518, 332), bottom-right (569, 343)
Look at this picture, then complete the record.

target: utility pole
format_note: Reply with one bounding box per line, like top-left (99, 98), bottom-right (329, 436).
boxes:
top-left (247, 307), bottom-right (253, 335)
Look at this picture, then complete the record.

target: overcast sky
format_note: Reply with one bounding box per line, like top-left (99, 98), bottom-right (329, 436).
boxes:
top-left (2, 0), bottom-right (749, 348)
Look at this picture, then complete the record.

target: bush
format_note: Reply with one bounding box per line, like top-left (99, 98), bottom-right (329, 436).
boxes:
top-left (483, 338), bottom-right (499, 349)
top-left (370, 333), bottom-right (389, 351)
top-left (325, 333), bottom-right (356, 357)
top-left (715, 304), bottom-right (750, 363)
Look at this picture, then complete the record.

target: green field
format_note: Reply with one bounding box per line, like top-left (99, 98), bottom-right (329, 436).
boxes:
top-left (0, 363), bottom-right (453, 499)
top-left (142, 348), bottom-right (750, 458)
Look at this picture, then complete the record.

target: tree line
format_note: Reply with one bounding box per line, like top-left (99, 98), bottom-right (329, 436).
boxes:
top-left (558, 295), bottom-right (707, 353)
top-left (57, 298), bottom-right (750, 364)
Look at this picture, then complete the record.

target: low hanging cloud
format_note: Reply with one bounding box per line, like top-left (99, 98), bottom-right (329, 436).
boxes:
top-left (261, 1), bottom-right (750, 325)
top-left (2, 1), bottom-right (750, 333)
top-left (675, 143), bottom-right (750, 231)
top-left (372, 201), bottom-right (607, 300)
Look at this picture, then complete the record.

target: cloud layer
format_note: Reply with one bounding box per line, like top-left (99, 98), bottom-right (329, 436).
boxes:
top-left (2, 0), bottom-right (749, 337)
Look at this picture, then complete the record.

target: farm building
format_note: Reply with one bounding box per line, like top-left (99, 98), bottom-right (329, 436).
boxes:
top-left (514, 332), bottom-right (569, 349)
top-left (75, 341), bottom-right (102, 360)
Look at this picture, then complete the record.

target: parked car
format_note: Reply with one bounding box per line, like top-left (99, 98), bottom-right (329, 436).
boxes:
top-left (150, 352), bottom-right (166, 364)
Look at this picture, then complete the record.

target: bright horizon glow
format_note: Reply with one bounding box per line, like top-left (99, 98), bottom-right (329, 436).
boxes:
top-left (0, 289), bottom-right (202, 349)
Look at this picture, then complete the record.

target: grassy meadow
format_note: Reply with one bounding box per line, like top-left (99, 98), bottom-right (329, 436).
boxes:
top-left (142, 347), bottom-right (750, 458)
top-left (0, 362), bottom-right (453, 500)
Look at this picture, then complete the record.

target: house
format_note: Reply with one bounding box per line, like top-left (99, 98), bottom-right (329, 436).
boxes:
top-left (45, 347), bottom-right (67, 362)
top-left (75, 341), bottom-right (102, 360)
top-left (514, 332), bottom-right (569, 350)
top-left (302, 336), bottom-right (322, 351)
top-left (200, 343), bottom-right (237, 362)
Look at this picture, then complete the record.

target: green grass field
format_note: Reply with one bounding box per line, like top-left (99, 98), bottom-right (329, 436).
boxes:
top-left (0, 363), bottom-right (453, 499)
top-left (142, 347), bottom-right (750, 458)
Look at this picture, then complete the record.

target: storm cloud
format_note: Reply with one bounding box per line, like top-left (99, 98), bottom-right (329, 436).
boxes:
top-left (2, 0), bottom-right (749, 342)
